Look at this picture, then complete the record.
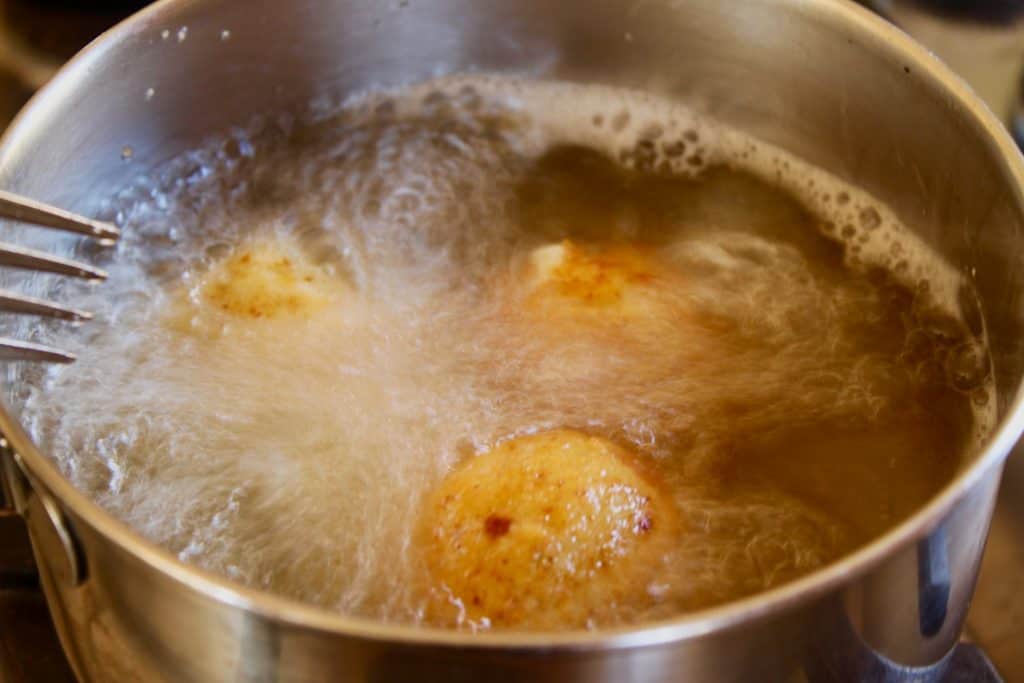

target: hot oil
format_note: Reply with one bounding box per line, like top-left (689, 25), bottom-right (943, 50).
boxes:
top-left (16, 77), bottom-right (993, 630)
top-left (478, 147), bottom-right (979, 617)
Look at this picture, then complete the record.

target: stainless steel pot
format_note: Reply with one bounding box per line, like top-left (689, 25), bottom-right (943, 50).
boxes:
top-left (0, 0), bottom-right (1023, 681)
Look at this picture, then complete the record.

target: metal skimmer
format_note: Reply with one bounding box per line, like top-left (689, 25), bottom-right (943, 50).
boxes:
top-left (0, 189), bottom-right (118, 363)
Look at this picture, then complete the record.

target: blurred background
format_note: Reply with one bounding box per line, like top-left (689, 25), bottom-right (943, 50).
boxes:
top-left (867, 0), bottom-right (1024, 144)
top-left (0, 1), bottom-right (1022, 681)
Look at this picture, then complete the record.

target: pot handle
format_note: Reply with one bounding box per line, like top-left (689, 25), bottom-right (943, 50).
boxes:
top-left (917, 523), bottom-right (950, 637)
top-left (0, 436), bottom-right (25, 513)
top-left (0, 439), bottom-right (86, 587)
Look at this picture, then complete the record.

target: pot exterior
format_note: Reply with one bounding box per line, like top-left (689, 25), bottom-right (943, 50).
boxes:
top-left (1, 0), bottom-right (1023, 681)
top-left (13, 462), bottom-right (1000, 682)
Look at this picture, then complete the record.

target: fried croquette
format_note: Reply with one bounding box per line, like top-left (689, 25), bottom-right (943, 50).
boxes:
top-left (419, 429), bottom-right (678, 630)
top-left (522, 240), bottom-right (676, 320)
top-left (198, 240), bottom-right (339, 319)
top-left (164, 239), bottom-right (349, 334)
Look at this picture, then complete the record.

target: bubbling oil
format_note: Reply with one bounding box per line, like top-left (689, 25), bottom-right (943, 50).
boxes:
top-left (16, 77), bottom-right (994, 631)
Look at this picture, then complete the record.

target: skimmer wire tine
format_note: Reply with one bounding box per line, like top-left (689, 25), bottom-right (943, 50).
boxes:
top-left (0, 190), bottom-right (120, 363)
top-left (0, 190), bottom-right (120, 240)
top-left (0, 243), bottom-right (108, 280)
top-left (0, 290), bottom-right (92, 321)
top-left (0, 338), bottom-right (76, 364)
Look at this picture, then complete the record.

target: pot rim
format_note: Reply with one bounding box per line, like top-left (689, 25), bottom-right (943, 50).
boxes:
top-left (1, 0), bottom-right (1023, 652)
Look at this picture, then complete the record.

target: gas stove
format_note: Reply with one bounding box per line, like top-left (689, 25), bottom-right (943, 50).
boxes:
top-left (0, 1), bottom-right (1019, 681)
